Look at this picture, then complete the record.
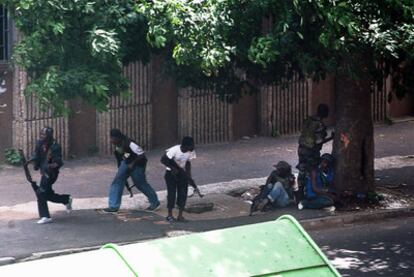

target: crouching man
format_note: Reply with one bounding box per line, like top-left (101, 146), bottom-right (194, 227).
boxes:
top-left (298, 153), bottom-right (337, 211)
top-left (250, 161), bottom-right (297, 215)
top-left (103, 129), bottom-right (160, 213)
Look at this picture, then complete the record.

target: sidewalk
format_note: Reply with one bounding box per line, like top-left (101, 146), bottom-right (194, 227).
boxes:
top-left (1, 121), bottom-right (414, 264)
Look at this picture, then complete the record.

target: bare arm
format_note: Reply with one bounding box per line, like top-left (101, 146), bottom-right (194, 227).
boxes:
top-left (185, 161), bottom-right (195, 187)
top-left (185, 161), bottom-right (203, 197)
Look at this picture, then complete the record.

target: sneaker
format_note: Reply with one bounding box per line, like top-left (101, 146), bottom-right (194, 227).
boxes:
top-left (37, 217), bottom-right (53, 224)
top-left (65, 196), bottom-right (73, 213)
top-left (298, 202), bottom-right (304, 210)
top-left (146, 202), bottom-right (160, 211)
top-left (166, 215), bottom-right (175, 222)
top-left (324, 206), bottom-right (336, 212)
top-left (102, 207), bottom-right (119, 213)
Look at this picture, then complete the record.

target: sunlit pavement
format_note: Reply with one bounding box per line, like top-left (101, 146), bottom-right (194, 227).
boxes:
top-left (311, 216), bottom-right (414, 277)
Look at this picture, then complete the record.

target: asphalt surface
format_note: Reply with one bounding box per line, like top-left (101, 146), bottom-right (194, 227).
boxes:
top-left (0, 204), bottom-right (333, 260)
top-left (311, 216), bottom-right (414, 277)
top-left (1, 121), bottom-right (413, 207)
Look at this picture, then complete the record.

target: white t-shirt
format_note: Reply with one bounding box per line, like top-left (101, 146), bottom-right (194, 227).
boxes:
top-left (165, 145), bottom-right (196, 170)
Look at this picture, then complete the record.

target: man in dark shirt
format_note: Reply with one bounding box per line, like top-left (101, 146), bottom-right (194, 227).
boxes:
top-left (26, 127), bottom-right (72, 224)
top-left (103, 129), bottom-right (160, 213)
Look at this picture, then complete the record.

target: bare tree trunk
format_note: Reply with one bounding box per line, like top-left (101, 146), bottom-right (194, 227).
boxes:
top-left (333, 70), bottom-right (375, 193)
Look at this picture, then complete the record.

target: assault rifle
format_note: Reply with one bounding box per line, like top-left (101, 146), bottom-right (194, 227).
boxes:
top-left (125, 181), bottom-right (135, 197)
top-left (188, 178), bottom-right (204, 198)
top-left (18, 149), bottom-right (39, 193)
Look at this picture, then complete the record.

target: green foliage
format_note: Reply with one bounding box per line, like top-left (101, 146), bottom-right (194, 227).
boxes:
top-left (137, 0), bottom-right (235, 76)
top-left (2, 0), bottom-right (151, 115)
top-left (4, 0), bottom-right (414, 109)
top-left (138, 0), bottom-right (414, 100)
top-left (4, 148), bottom-right (22, 166)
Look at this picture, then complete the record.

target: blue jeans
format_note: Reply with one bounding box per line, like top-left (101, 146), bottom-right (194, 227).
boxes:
top-left (302, 195), bottom-right (334, 209)
top-left (267, 182), bottom-right (290, 208)
top-left (108, 161), bottom-right (159, 209)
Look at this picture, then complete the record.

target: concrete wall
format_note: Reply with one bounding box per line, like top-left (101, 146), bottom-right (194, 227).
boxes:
top-left (68, 99), bottom-right (97, 157)
top-left (233, 93), bottom-right (258, 139)
top-left (152, 57), bottom-right (179, 148)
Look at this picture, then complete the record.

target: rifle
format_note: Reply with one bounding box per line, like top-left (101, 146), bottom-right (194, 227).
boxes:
top-left (188, 178), bottom-right (204, 198)
top-left (125, 180), bottom-right (135, 197)
top-left (18, 149), bottom-right (39, 193)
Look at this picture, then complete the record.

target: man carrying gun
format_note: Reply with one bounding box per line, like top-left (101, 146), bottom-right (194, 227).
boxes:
top-left (103, 129), bottom-right (160, 213)
top-left (161, 136), bottom-right (202, 222)
top-left (25, 127), bottom-right (72, 224)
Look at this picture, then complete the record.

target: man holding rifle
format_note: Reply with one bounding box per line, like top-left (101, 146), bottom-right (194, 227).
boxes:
top-left (103, 129), bottom-right (160, 213)
top-left (25, 127), bottom-right (72, 224)
top-left (161, 136), bottom-right (202, 222)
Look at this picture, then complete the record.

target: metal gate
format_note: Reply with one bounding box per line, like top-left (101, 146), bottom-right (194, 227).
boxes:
top-left (178, 87), bottom-right (233, 144)
top-left (96, 62), bottom-right (153, 155)
top-left (12, 67), bottom-right (69, 158)
top-left (371, 76), bottom-right (389, 123)
top-left (260, 75), bottom-right (311, 136)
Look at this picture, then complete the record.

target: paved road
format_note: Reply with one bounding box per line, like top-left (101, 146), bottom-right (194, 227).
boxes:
top-left (1, 121), bottom-right (413, 206)
top-left (311, 217), bottom-right (414, 277)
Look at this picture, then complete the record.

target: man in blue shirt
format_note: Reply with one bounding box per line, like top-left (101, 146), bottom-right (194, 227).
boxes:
top-left (299, 153), bottom-right (336, 210)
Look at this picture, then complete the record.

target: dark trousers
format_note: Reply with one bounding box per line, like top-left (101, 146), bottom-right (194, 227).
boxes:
top-left (36, 172), bottom-right (70, 218)
top-left (165, 171), bottom-right (188, 210)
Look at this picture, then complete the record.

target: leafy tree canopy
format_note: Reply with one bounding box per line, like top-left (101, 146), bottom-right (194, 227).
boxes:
top-left (3, 0), bottom-right (414, 113)
top-left (3, 0), bottom-right (151, 114)
top-left (139, 0), bottom-right (414, 101)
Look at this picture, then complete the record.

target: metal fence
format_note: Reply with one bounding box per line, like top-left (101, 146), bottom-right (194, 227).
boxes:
top-left (178, 87), bottom-right (233, 144)
top-left (371, 76), bottom-right (389, 123)
top-left (96, 62), bottom-right (153, 155)
top-left (12, 66), bottom-right (69, 158)
top-left (260, 75), bottom-right (311, 136)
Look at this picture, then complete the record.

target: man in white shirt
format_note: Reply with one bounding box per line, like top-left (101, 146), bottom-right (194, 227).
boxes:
top-left (161, 136), bottom-right (199, 222)
top-left (103, 129), bottom-right (160, 213)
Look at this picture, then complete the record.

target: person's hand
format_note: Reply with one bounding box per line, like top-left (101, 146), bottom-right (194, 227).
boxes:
top-left (194, 187), bottom-right (204, 198)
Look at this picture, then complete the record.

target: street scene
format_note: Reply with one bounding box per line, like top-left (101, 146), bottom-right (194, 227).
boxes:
top-left (0, 1), bottom-right (414, 277)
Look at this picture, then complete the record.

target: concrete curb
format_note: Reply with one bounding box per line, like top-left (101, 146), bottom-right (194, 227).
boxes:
top-left (0, 257), bottom-right (15, 266)
top-left (301, 207), bottom-right (414, 230)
